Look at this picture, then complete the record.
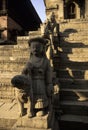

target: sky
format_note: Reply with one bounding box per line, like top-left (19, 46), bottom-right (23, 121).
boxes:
top-left (31, 0), bottom-right (46, 22)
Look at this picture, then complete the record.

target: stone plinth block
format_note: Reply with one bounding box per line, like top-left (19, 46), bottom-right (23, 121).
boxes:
top-left (12, 113), bottom-right (54, 130)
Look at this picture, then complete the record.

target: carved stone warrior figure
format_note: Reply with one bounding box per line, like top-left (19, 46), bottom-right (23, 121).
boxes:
top-left (22, 37), bottom-right (53, 117)
top-left (11, 75), bottom-right (33, 118)
top-left (41, 12), bottom-right (58, 39)
top-left (41, 12), bottom-right (59, 66)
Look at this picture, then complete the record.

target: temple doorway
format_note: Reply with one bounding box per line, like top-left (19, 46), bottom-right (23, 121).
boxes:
top-left (67, 2), bottom-right (76, 19)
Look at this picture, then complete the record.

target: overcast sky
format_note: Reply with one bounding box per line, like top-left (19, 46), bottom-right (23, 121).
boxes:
top-left (31, 0), bottom-right (46, 22)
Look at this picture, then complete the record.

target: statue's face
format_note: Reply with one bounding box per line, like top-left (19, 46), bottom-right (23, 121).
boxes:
top-left (30, 41), bottom-right (43, 56)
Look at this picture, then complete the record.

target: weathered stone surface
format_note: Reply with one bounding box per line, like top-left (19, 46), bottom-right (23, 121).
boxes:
top-left (1, 1), bottom-right (88, 129)
top-left (12, 113), bottom-right (54, 130)
top-left (0, 43), bottom-right (29, 100)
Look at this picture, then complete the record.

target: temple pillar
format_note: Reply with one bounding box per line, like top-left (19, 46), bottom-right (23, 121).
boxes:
top-left (85, 0), bottom-right (88, 18)
top-left (2, 0), bottom-right (6, 10)
top-left (76, 3), bottom-right (80, 19)
top-left (58, 0), bottom-right (64, 20)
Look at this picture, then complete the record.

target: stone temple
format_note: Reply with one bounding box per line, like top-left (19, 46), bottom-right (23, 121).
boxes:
top-left (0, 0), bottom-right (88, 130)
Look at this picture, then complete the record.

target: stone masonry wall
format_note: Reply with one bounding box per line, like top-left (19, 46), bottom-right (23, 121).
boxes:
top-left (0, 37), bottom-right (29, 100)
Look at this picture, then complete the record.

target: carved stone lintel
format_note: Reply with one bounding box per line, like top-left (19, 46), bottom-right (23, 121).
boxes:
top-left (46, 4), bottom-right (59, 10)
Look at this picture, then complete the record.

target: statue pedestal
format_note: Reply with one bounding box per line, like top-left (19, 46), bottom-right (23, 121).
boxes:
top-left (12, 112), bottom-right (55, 130)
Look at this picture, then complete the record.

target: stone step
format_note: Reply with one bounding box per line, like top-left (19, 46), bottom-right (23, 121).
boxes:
top-left (60, 21), bottom-right (88, 31)
top-left (57, 69), bottom-right (88, 79)
top-left (60, 88), bottom-right (88, 101)
top-left (60, 25), bottom-right (88, 31)
top-left (67, 51), bottom-right (88, 56)
top-left (66, 57), bottom-right (88, 62)
top-left (0, 65), bottom-right (25, 72)
top-left (0, 79), bottom-right (12, 84)
top-left (0, 50), bottom-right (29, 57)
top-left (57, 47), bottom-right (88, 53)
top-left (0, 60), bottom-right (27, 64)
top-left (29, 31), bottom-right (41, 39)
top-left (59, 78), bottom-right (88, 89)
top-left (0, 78), bottom-right (13, 86)
top-left (1, 79), bottom-right (17, 87)
top-left (60, 28), bottom-right (88, 32)
top-left (59, 115), bottom-right (88, 130)
top-left (0, 72), bottom-right (19, 77)
top-left (60, 28), bottom-right (88, 34)
top-left (0, 55), bottom-right (29, 59)
top-left (12, 113), bottom-right (54, 130)
top-left (58, 54), bottom-right (88, 62)
top-left (60, 101), bottom-right (88, 116)
top-left (54, 60), bottom-right (88, 70)
top-left (0, 57), bottom-right (28, 62)
top-left (0, 93), bottom-right (14, 100)
top-left (0, 101), bottom-right (54, 130)
top-left (60, 31), bottom-right (88, 37)
top-left (60, 114), bottom-right (88, 124)
top-left (0, 69), bottom-right (24, 73)
top-left (0, 42), bottom-right (29, 50)
top-left (0, 61), bottom-right (26, 73)
top-left (58, 72), bottom-right (88, 80)
top-left (0, 45), bottom-right (29, 57)
top-left (56, 53), bottom-right (88, 58)
top-left (60, 26), bottom-right (88, 31)
top-left (0, 47), bottom-right (29, 51)
top-left (29, 30), bottom-right (41, 35)
top-left (60, 41), bottom-right (88, 46)
top-left (61, 36), bottom-right (88, 42)
top-left (0, 86), bottom-right (14, 92)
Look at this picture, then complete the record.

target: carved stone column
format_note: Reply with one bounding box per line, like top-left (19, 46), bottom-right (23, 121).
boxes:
top-left (58, 0), bottom-right (64, 20)
top-left (76, 3), bottom-right (80, 19)
top-left (43, 0), bottom-right (59, 20)
top-left (85, 0), bottom-right (88, 18)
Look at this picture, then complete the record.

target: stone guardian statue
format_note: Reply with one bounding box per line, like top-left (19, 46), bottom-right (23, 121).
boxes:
top-left (22, 37), bottom-right (53, 117)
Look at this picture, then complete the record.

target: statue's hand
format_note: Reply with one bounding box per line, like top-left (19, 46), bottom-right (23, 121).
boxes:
top-left (53, 84), bottom-right (59, 94)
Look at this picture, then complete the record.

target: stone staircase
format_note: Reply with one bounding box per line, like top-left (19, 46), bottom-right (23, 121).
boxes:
top-left (0, 20), bottom-right (88, 129)
top-left (54, 20), bottom-right (88, 129)
top-left (28, 20), bottom-right (88, 129)
top-left (0, 38), bottom-right (30, 101)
